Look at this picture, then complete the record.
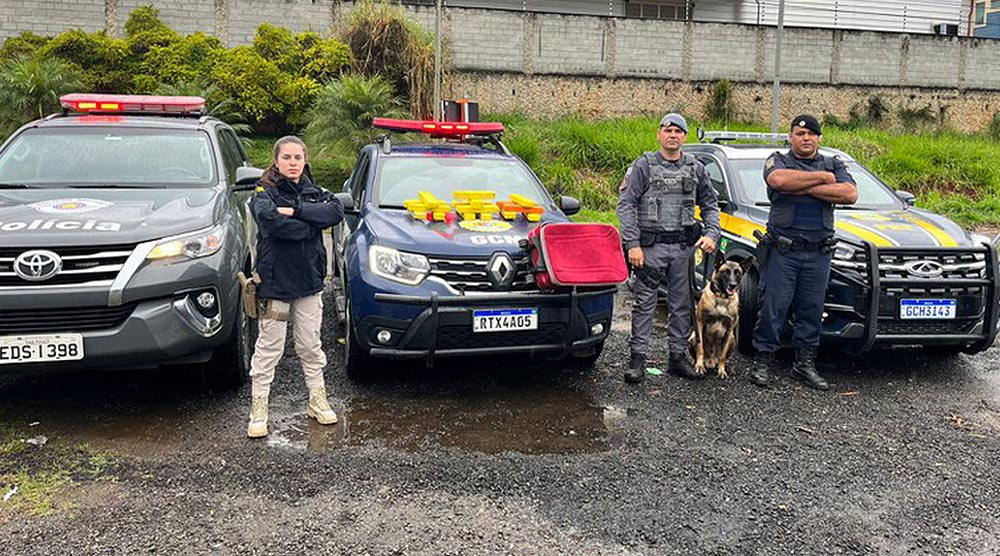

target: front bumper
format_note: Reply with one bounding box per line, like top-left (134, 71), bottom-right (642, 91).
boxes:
top-left (821, 242), bottom-right (1000, 354)
top-left (359, 288), bottom-right (615, 363)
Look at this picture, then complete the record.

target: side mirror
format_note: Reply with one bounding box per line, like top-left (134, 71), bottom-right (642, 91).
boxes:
top-left (895, 190), bottom-right (916, 206)
top-left (235, 166), bottom-right (264, 189)
top-left (335, 192), bottom-right (357, 214)
top-left (558, 195), bottom-right (581, 216)
top-left (717, 198), bottom-right (731, 211)
top-left (342, 179), bottom-right (350, 193)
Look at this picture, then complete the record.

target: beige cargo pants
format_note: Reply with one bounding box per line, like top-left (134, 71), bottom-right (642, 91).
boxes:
top-left (249, 293), bottom-right (327, 398)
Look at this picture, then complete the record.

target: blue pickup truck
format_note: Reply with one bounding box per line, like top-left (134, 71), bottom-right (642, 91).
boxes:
top-left (331, 118), bottom-right (616, 376)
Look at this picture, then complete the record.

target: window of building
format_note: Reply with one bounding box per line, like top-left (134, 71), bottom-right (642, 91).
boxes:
top-left (976, 2), bottom-right (987, 26)
top-left (625, 0), bottom-right (690, 21)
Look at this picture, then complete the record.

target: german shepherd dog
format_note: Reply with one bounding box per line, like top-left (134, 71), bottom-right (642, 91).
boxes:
top-left (688, 255), bottom-right (755, 378)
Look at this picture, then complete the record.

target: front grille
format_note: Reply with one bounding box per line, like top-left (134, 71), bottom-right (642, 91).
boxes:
top-left (436, 322), bottom-right (567, 350)
top-left (0, 304), bottom-right (137, 334)
top-left (0, 244), bottom-right (135, 287)
top-left (428, 255), bottom-right (537, 293)
top-left (878, 319), bottom-right (978, 336)
top-left (878, 250), bottom-right (986, 281)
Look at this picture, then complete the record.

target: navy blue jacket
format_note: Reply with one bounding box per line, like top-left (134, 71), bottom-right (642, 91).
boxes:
top-left (252, 169), bottom-right (344, 301)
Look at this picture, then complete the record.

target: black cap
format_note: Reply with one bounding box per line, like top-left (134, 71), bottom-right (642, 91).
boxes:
top-left (790, 114), bottom-right (821, 135)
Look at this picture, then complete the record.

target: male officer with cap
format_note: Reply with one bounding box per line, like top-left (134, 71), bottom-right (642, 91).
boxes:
top-left (618, 113), bottom-right (721, 384)
top-left (749, 115), bottom-right (858, 390)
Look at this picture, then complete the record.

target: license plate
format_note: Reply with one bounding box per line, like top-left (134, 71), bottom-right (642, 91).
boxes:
top-left (472, 309), bottom-right (538, 333)
top-left (900, 299), bottom-right (956, 320)
top-left (0, 333), bottom-right (85, 365)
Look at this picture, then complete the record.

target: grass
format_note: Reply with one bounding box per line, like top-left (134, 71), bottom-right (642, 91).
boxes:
top-left (0, 424), bottom-right (117, 517)
top-left (250, 117), bottom-right (1000, 228)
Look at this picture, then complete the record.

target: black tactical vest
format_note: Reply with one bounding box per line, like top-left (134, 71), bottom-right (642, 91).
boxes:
top-left (637, 152), bottom-right (697, 233)
top-left (767, 152), bottom-right (836, 233)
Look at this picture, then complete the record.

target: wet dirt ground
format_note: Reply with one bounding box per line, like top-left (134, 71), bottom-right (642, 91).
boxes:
top-left (1, 289), bottom-right (999, 555)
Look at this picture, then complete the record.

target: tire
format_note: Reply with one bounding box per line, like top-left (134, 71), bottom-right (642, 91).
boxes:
top-left (343, 295), bottom-right (374, 379)
top-left (213, 296), bottom-right (254, 387)
top-left (737, 267), bottom-right (760, 356)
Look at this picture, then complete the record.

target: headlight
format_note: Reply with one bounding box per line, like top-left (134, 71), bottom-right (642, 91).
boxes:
top-left (146, 224), bottom-right (226, 261)
top-left (369, 245), bottom-right (430, 285)
top-left (831, 242), bottom-right (865, 270)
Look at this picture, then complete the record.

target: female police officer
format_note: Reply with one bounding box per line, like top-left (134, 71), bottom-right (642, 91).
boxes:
top-left (246, 136), bottom-right (344, 438)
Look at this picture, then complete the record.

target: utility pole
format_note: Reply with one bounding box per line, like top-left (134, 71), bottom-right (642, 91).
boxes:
top-left (770, 0), bottom-right (785, 134)
top-left (434, 0), bottom-right (443, 120)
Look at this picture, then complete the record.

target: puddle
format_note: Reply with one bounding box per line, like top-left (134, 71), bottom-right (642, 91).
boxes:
top-left (267, 388), bottom-right (626, 455)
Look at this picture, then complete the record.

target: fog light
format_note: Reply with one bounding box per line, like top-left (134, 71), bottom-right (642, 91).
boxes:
top-left (196, 292), bottom-right (216, 310)
top-left (376, 330), bottom-right (392, 344)
top-left (590, 323), bottom-right (604, 336)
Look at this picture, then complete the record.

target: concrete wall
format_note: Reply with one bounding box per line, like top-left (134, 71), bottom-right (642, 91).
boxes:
top-left (4, 1), bottom-right (1000, 130)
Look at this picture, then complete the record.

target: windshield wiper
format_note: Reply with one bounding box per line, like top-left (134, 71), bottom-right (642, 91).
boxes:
top-left (65, 183), bottom-right (159, 189)
top-left (0, 182), bottom-right (33, 189)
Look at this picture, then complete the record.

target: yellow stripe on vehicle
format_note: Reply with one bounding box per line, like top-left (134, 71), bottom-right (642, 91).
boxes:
top-left (720, 213), bottom-right (765, 240)
top-left (833, 220), bottom-right (896, 246)
top-left (901, 215), bottom-right (958, 247)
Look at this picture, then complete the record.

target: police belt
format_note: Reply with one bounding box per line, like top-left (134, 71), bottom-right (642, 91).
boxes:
top-left (758, 231), bottom-right (835, 253)
top-left (639, 227), bottom-right (699, 246)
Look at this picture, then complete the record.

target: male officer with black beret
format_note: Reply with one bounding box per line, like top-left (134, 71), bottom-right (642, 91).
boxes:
top-left (618, 113), bottom-right (721, 384)
top-left (749, 115), bottom-right (858, 390)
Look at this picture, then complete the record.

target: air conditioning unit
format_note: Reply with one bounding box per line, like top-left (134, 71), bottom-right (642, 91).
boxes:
top-left (933, 23), bottom-right (959, 36)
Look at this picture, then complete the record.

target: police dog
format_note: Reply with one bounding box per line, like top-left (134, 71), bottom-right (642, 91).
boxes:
top-left (688, 255), bottom-right (755, 379)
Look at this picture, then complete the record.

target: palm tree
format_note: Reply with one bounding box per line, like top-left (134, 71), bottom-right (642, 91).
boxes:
top-left (304, 73), bottom-right (406, 154)
top-left (0, 56), bottom-right (83, 135)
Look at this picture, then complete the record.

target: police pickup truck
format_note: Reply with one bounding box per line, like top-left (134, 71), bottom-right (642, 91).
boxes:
top-left (686, 131), bottom-right (1000, 355)
top-left (0, 94), bottom-right (265, 381)
top-left (332, 117), bottom-right (615, 376)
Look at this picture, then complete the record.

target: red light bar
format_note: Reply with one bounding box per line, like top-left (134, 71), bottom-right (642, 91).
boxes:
top-left (60, 94), bottom-right (205, 115)
top-left (373, 118), bottom-right (503, 137)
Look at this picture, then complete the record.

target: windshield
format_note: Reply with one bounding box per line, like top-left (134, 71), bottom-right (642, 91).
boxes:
top-left (375, 155), bottom-right (549, 208)
top-left (0, 127), bottom-right (217, 187)
top-left (730, 159), bottom-right (901, 208)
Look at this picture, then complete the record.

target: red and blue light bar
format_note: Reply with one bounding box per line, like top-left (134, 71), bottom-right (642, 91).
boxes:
top-left (372, 118), bottom-right (504, 138)
top-left (60, 94), bottom-right (206, 115)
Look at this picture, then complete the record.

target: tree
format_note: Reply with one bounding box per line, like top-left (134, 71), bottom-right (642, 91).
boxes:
top-left (0, 56), bottom-right (84, 135)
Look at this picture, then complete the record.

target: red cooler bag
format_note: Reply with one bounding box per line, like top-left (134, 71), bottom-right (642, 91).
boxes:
top-left (525, 223), bottom-right (628, 291)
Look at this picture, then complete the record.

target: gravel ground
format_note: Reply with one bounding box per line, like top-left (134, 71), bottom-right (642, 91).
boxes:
top-left (1, 290), bottom-right (999, 555)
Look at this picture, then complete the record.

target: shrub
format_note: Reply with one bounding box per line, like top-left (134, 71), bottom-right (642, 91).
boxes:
top-left (988, 112), bottom-right (1000, 141)
top-left (341, 0), bottom-right (439, 117)
top-left (142, 33), bottom-right (224, 86)
top-left (864, 95), bottom-right (890, 124)
top-left (898, 105), bottom-right (936, 132)
top-left (253, 23), bottom-right (298, 74)
top-left (124, 5), bottom-right (180, 56)
top-left (298, 34), bottom-right (352, 83)
top-left (0, 56), bottom-right (84, 135)
top-left (0, 32), bottom-right (52, 62)
top-left (706, 79), bottom-right (737, 122)
top-left (38, 29), bottom-right (135, 92)
top-left (210, 46), bottom-right (287, 123)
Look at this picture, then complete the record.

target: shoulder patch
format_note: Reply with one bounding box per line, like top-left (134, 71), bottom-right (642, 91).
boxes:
top-left (255, 186), bottom-right (265, 193)
top-left (764, 157), bottom-right (776, 170)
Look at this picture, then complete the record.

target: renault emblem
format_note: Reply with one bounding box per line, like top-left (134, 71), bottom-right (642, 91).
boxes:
top-left (903, 259), bottom-right (943, 278)
top-left (14, 250), bottom-right (62, 282)
top-left (487, 252), bottom-right (516, 290)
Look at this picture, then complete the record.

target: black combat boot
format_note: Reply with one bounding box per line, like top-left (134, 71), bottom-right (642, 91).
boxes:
top-left (792, 347), bottom-right (829, 391)
top-left (749, 351), bottom-right (775, 387)
top-left (668, 351), bottom-right (704, 380)
top-left (624, 352), bottom-right (646, 384)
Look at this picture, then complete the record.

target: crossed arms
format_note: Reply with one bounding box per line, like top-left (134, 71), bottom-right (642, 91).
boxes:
top-left (766, 169), bottom-right (858, 205)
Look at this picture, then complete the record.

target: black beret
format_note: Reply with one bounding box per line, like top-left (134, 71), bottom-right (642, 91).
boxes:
top-left (790, 114), bottom-right (821, 135)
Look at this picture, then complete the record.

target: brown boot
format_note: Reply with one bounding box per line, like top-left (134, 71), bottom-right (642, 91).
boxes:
top-left (307, 387), bottom-right (338, 425)
top-left (247, 394), bottom-right (268, 438)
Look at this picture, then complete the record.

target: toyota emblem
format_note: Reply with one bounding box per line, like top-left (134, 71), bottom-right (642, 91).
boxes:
top-left (903, 259), bottom-right (943, 278)
top-left (13, 250), bottom-right (62, 282)
top-left (487, 252), bottom-right (516, 290)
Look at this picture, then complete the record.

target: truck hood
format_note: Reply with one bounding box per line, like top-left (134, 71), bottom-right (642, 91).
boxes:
top-left (0, 188), bottom-right (220, 247)
top-left (365, 208), bottom-right (569, 257)
top-left (833, 208), bottom-right (974, 248)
